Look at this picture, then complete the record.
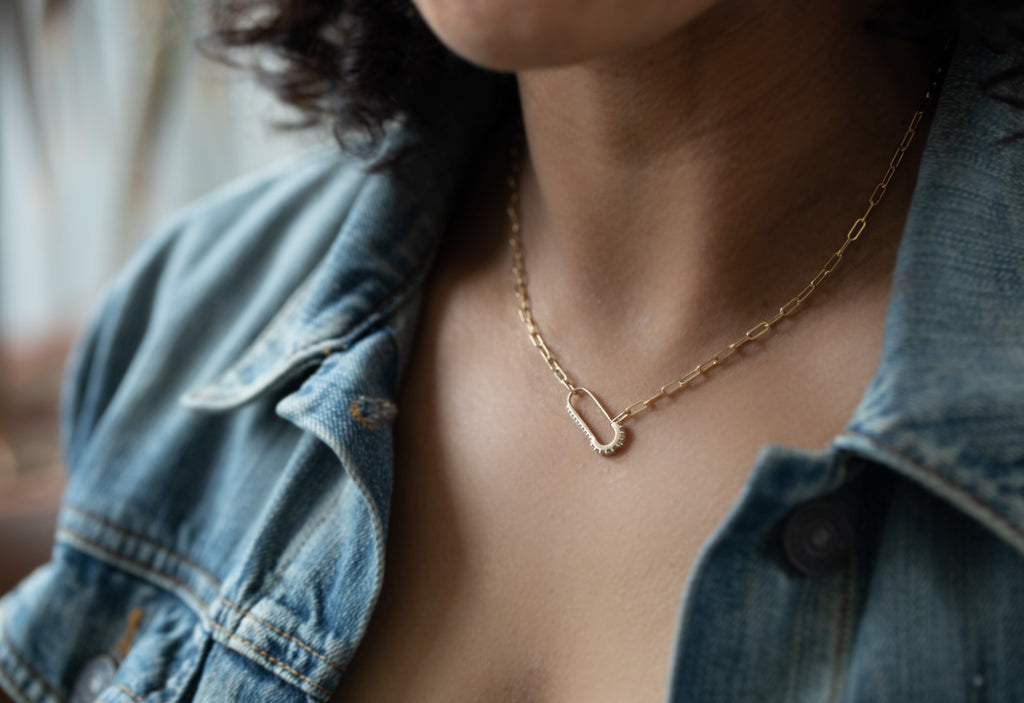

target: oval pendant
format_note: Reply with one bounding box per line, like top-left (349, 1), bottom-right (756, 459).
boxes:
top-left (566, 387), bottom-right (626, 455)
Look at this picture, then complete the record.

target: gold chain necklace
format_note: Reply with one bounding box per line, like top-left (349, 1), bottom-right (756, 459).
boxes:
top-left (506, 60), bottom-right (946, 456)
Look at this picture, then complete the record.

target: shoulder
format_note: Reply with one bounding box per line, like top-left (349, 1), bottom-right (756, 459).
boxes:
top-left (101, 147), bottom-right (375, 322)
top-left (60, 148), bottom-right (379, 458)
top-left (0, 141), bottom-right (452, 703)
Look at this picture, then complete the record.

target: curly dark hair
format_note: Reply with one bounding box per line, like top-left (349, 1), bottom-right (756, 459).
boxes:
top-left (204, 0), bottom-right (1024, 161)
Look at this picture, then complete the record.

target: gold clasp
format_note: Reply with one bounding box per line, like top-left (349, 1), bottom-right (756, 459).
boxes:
top-left (566, 387), bottom-right (626, 455)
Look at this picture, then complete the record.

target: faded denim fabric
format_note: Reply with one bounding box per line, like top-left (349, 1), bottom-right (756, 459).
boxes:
top-left (1, 34), bottom-right (1023, 703)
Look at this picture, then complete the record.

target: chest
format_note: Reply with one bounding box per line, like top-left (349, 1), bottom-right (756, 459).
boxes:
top-left (328, 262), bottom-right (893, 703)
top-left (330, 415), bottom-right (712, 702)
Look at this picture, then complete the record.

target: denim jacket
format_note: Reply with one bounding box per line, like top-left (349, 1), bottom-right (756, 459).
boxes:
top-left (1, 35), bottom-right (1023, 703)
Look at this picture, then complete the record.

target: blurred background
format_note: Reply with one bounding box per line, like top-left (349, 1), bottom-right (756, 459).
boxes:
top-left (0, 0), bottom-right (324, 592)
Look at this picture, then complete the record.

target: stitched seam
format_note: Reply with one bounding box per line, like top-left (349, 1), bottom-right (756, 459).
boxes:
top-left (0, 651), bottom-right (33, 703)
top-left (289, 242), bottom-right (432, 365)
top-left (58, 528), bottom-right (207, 609)
top-left (265, 489), bottom-right (346, 595)
top-left (848, 430), bottom-right (1024, 541)
top-left (188, 225), bottom-right (430, 408)
top-left (828, 562), bottom-right (856, 702)
top-left (218, 599), bottom-right (344, 672)
top-left (64, 505), bottom-right (221, 587)
top-left (209, 622), bottom-right (331, 695)
top-left (350, 259), bottom-right (425, 335)
top-left (260, 252), bottom-right (427, 382)
top-left (224, 273), bottom-right (321, 377)
top-left (0, 625), bottom-right (68, 703)
top-left (117, 684), bottom-right (145, 702)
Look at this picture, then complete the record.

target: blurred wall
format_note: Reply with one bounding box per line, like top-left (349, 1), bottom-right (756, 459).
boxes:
top-left (0, 0), bottom-right (325, 347)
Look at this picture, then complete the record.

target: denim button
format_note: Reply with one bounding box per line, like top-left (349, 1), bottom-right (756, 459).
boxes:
top-left (70, 655), bottom-right (117, 703)
top-left (782, 500), bottom-right (853, 577)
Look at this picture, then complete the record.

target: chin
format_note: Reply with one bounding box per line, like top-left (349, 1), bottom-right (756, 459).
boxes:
top-left (411, 0), bottom-right (717, 71)
top-left (412, 0), bottom-right (587, 70)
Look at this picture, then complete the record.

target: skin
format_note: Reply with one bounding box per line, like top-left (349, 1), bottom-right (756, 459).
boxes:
top-left (412, 0), bottom-right (723, 70)
top-left (332, 1), bottom-right (933, 700)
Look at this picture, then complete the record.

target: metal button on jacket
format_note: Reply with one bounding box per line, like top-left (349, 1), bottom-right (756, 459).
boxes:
top-left (70, 655), bottom-right (117, 703)
top-left (782, 500), bottom-right (854, 577)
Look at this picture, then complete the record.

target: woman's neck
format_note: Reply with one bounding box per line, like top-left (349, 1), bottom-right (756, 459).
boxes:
top-left (512, 0), bottom-right (931, 353)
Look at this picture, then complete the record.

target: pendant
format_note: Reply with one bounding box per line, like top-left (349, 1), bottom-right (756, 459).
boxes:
top-left (566, 387), bottom-right (626, 455)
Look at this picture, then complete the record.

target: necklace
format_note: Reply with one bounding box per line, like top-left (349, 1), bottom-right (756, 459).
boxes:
top-left (506, 59), bottom-right (947, 456)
